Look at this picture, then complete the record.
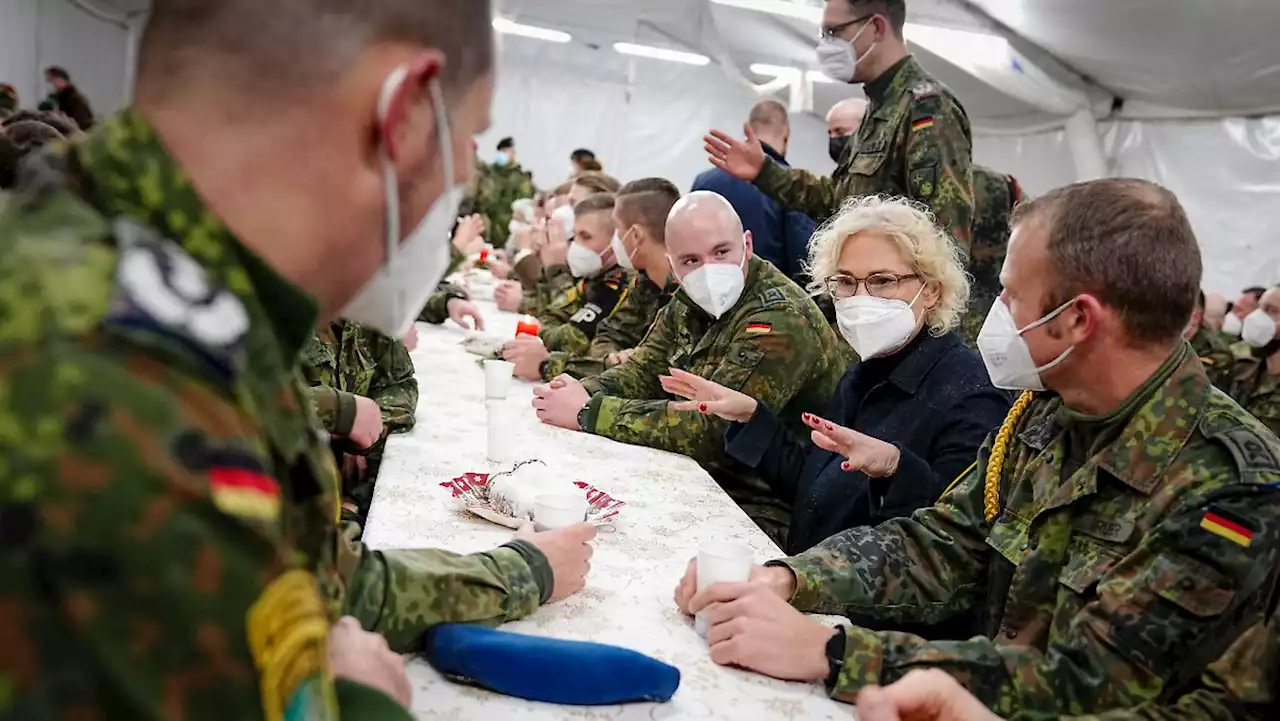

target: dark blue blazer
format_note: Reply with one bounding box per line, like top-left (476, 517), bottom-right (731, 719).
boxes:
top-left (691, 143), bottom-right (816, 284)
top-left (726, 330), bottom-right (1012, 555)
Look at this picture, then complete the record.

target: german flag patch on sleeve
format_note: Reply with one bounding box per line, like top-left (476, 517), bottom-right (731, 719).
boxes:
top-left (744, 322), bottom-right (772, 336)
top-left (1201, 510), bottom-right (1254, 547)
top-left (911, 117), bottom-right (935, 132)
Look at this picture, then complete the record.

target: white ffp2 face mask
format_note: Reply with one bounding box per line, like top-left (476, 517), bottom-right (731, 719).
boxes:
top-left (835, 286), bottom-right (924, 359)
top-left (674, 246), bottom-right (748, 319)
top-left (977, 297), bottom-right (1076, 391)
top-left (551, 205), bottom-right (576, 239)
top-left (1242, 309), bottom-right (1278, 348)
top-left (1222, 312), bottom-right (1244, 337)
top-left (816, 19), bottom-right (876, 83)
top-left (567, 241), bottom-right (607, 278)
top-left (340, 68), bottom-right (461, 337)
top-left (612, 229), bottom-right (637, 271)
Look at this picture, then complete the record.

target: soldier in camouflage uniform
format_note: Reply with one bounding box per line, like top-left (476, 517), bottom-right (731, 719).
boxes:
top-left (536, 178), bottom-right (684, 380)
top-left (674, 179), bottom-right (1280, 717)
top-left (1186, 290), bottom-right (1238, 392)
top-left (460, 137), bottom-right (534, 249)
top-left (302, 321), bottom-right (417, 524)
top-left (0, 3), bottom-right (595, 717)
top-left (963, 166), bottom-right (1020, 345)
top-left (707, 0), bottom-right (973, 263)
top-left (1230, 286), bottom-right (1280, 436)
top-left (531, 192), bottom-right (847, 545)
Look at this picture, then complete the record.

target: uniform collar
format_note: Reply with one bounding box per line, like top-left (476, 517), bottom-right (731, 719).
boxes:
top-left (863, 54), bottom-right (918, 105)
top-left (760, 142), bottom-right (789, 166)
top-left (1023, 343), bottom-right (1210, 495)
top-left (75, 108), bottom-right (319, 363)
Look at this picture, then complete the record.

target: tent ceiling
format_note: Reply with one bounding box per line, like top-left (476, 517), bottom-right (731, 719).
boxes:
top-left (89, 0), bottom-right (1280, 120)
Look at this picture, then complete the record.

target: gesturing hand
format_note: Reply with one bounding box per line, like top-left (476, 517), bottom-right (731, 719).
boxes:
top-left (802, 413), bottom-right (901, 477)
top-left (704, 123), bottom-right (767, 182)
top-left (856, 670), bottom-right (1003, 721)
top-left (446, 298), bottom-right (486, 331)
top-left (452, 213), bottom-right (487, 255)
top-left (541, 216), bottom-right (570, 268)
top-left (661, 368), bottom-right (758, 423)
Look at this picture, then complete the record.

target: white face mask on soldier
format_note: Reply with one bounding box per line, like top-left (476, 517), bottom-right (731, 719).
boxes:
top-left (835, 286), bottom-right (924, 359)
top-left (816, 18), bottom-right (877, 83)
top-left (612, 229), bottom-right (637, 271)
top-left (673, 241), bottom-right (748, 320)
top-left (567, 241), bottom-right (607, 278)
top-left (977, 297), bottom-right (1077, 391)
top-left (1242, 309), bottom-right (1278, 348)
top-left (1221, 312), bottom-right (1244, 337)
top-left (340, 67), bottom-right (462, 337)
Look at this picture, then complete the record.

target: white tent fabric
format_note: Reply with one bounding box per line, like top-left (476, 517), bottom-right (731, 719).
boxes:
top-left (3, 0), bottom-right (1277, 293)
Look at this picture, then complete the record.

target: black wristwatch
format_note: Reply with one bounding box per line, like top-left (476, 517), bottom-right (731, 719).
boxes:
top-left (824, 626), bottom-right (847, 691)
top-left (576, 402), bottom-right (592, 432)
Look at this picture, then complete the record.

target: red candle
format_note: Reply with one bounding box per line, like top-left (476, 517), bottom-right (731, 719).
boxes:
top-left (515, 316), bottom-right (540, 338)
top-left (479, 248), bottom-right (490, 265)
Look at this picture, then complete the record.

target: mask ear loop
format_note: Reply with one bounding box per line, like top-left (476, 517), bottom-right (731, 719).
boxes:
top-left (377, 65), bottom-right (412, 275)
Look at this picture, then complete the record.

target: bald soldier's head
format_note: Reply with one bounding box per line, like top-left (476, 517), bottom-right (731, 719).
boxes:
top-left (825, 97), bottom-right (868, 163)
top-left (133, 0), bottom-right (496, 322)
top-left (665, 191), bottom-right (753, 281)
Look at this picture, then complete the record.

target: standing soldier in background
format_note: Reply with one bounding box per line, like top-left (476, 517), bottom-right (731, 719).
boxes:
top-left (303, 321), bottom-right (418, 526)
top-left (825, 96), bottom-right (869, 165)
top-left (964, 166), bottom-right (1021, 345)
top-left (1231, 285), bottom-right (1280, 436)
top-left (0, 1), bottom-right (598, 718)
top-left (464, 135), bottom-right (535, 249)
top-left (706, 0), bottom-right (974, 260)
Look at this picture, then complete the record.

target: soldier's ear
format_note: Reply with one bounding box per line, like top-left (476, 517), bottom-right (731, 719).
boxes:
top-left (742, 231), bottom-right (754, 258)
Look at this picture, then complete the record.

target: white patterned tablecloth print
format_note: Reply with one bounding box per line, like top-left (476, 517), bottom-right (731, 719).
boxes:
top-left (366, 301), bottom-right (855, 721)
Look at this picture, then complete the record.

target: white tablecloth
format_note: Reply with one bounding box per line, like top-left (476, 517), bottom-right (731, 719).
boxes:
top-left (366, 300), bottom-right (854, 721)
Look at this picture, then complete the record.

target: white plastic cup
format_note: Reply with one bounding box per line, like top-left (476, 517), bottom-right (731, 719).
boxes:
top-left (534, 493), bottom-right (589, 531)
top-left (486, 400), bottom-right (511, 464)
top-left (484, 359), bottom-right (515, 400)
top-left (695, 541), bottom-right (755, 638)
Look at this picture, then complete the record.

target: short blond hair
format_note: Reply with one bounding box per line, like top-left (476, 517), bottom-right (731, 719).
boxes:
top-left (805, 195), bottom-right (970, 336)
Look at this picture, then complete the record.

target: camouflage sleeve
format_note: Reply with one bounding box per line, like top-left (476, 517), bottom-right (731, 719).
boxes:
top-left (540, 276), bottom-right (630, 355)
top-left (542, 352), bottom-right (608, 382)
top-left (512, 250), bottom-right (542, 292)
top-left (581, 302), bottom-right (679, 398)
top-left (365, 334), bottom-right (418, 438)
top-left (822, 483), bottom-right (1280, 718)
top-left (308, 384), bottom-right (358, 436)
top-left (753, 155), bottom-right (843, 222)
top-left (338, 524), bottom-right (547, 653)
top-left (0, 347), bottom-right (342, 721)
top-left (905, 92), bottom-right (974, 264)
top-left (583, 310), bottom-right (827, 464)
top-left (418, 282), bottom-right (468, 325)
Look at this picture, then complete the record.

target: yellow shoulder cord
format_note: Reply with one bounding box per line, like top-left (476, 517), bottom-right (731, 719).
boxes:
top-left (984, 391), bottom-right (1036, 522)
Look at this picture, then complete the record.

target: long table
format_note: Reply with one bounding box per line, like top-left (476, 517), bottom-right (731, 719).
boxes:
top-left (365, 298), bottom-right (854, 721)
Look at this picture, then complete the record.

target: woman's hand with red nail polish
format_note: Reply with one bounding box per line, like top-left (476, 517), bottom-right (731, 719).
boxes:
top-left (660, 368), bottom-right (758, 423)
top-left (803, 413), bottom-right (902, 478)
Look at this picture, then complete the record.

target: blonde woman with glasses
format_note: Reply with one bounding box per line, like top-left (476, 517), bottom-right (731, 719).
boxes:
top-left (663, 195), bottom-right (1010, 561)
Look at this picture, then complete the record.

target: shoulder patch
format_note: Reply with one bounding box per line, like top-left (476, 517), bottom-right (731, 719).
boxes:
top-left (104, 217), bottom-right (249, 380)
top-left (758, 287), bottom-right (787, 308)
top-left (1203, 413), bottom-right (1280, 476)
top-left (910, 80), bottom-right (940, 99)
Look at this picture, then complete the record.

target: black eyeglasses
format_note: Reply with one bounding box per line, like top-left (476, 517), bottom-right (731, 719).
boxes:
top-left (819, 14), bottom-right (875, 40)
top-left (825, 272), bottom-right (920, 299)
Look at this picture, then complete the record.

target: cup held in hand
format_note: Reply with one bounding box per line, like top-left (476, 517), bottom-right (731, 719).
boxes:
top-left (534, 493), bottom-right (589, 531)
top-left (694, 541), bottom-right (754, 638)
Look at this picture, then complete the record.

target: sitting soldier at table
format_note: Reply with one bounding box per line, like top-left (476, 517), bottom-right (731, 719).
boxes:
top-left (664, 196), bottom-right (1011, 565)
top-left (501, 193), bottom-right (632, 379)
top-left (496, 173), bottom-right (619, 315)
top-left (419, 280), bottom-right (486, 330)
top-left (671, 178), bottom-right (1280, 717)
top-left (525, 177), bottom-right (684, 381)
top-left (1186, 289), bottom-right (1235, 391)
top-left (303, 320), bottom-right (417, 525)
top-left (531, 190), bottom-right (847, 545)
top-left (1230, 284), bottom-right (1280, 435)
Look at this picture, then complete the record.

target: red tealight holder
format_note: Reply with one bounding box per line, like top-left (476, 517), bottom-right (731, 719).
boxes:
top-left (479, 248), bottom-right (490, 265)
top-left (515, 316), bottom-right (540, 338)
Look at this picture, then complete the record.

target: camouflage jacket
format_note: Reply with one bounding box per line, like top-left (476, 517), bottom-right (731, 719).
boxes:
top-left (417, 282), bottom-right (469, 325)
top-left (1190, 326), bottom-right (1238, 393)
top-left (543, 271), bottom-right (679, 380)
top-left (580, 257), bottom-right (846, 545)
top-left (0, 110), bottom-right (548, 721)
top-left (1230, 354), bottom-right (1280, 436)
top-left (755, 54), bottom-right (974, 263)
top-left (460, 161), bottom-right (533, 249)
top-left (770, 343), bottom-right (1280, 716)
top-left (964, 166), bottom-right (1019, 345)
top-left (301, 320), bottom-right (418, 459)
top-left (537, 264), bottom-right (633, 355)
